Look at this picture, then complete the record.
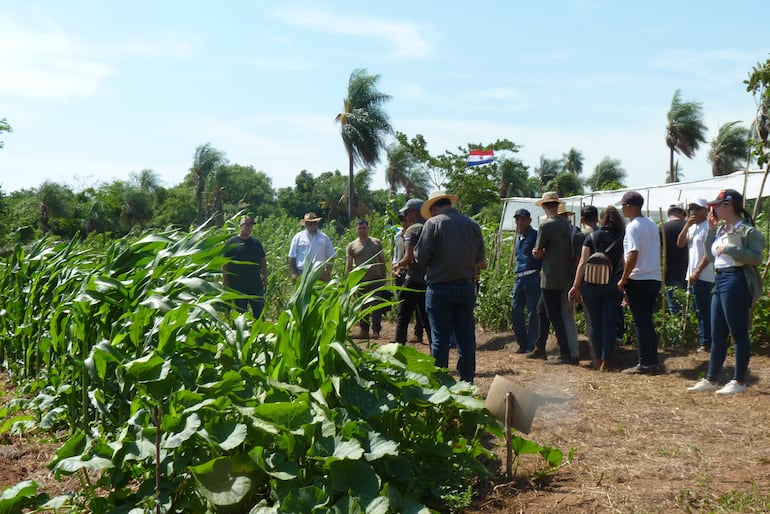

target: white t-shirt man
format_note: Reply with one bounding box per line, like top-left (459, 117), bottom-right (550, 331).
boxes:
top-left (624, 215), bottom-right (662, 281)
top-left (687, 220), bottom-right (715, 282)
top-left (288, 229), bottom-right (336, 271)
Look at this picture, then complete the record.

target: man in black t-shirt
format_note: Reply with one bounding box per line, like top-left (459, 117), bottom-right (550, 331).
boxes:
top-left (663, 203), bottom-right (688, 314)
top-left (223, 216), bottom-right (269, 318)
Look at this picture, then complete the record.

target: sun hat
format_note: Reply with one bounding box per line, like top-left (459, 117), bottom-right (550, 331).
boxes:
top-left (300, 212), bottom-right (322, 225)
top-left (420, 191), bottom-right (458, 219)
top-left (557, 204), bottom-right (575, 216)
top-left (399, 198), bottom-right (424, 216)
top-left (239, 216), bottom-right (255, 226)
top-left (534, 191), bottom-right (564, 207)
top-left (615, 191), bottom-right (644, 208)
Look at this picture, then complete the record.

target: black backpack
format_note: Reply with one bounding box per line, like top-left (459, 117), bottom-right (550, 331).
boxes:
top-left (583, 231), bottom-right (620, 285)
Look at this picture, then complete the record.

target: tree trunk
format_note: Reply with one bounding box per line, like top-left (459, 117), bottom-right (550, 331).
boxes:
top-left (669, 147), bottom-right (675, 183)
top-left (348, 153), bottom-right (354, 222)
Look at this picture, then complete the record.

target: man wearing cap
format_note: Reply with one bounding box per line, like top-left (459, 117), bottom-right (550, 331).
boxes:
top-left (223, 215), bottom-right (269, 318)
top-left (617, 191), bottom-right (662, 374)
top-left (663, 203), bottom-right (689, 316)
top-left (510, 208), bottom-right (541, 353)
top-left (347, 219), bottom-right (387, 339)
top-left (676, 198), bottom-right (714, 352)
top-left (415, 191), bottom-right (485, 383)
top-left (288, 212), bottom-right (336, 284)
top-left (394, 199), bottom-right (430, 345)
top-left (527, 192), bottom-right (575, 364)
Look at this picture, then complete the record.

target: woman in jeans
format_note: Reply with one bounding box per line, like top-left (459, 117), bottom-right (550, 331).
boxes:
top-left (687, 189), bottom-right (765, 395)
top-left (569, 205), bottom-right (625, 371)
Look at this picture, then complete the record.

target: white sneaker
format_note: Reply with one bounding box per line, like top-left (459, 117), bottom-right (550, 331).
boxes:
top-left (715, 380), bottom-right (747, 396)
top-left (687, 378), bottom-right (719, 393)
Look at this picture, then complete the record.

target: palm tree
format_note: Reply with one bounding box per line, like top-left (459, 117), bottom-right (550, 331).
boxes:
top-left (335, 68), bottom-right (393, 220)
top-left (562, 147), bottom-right (584, 175)
top-left (0, 118), bottom-right (11, 149)
top-left (586, 157), bottom-right (627, 191)
top-left (708, 121), bottom-right (750, 176)
top-left (534, 155), bottom-right (563, 192)
top-left (665, 89), bottom-right (707, 183)
top-left (190, 143), bottom-right (224, 226)
top-left (384, 143), bottom-right (430, 198)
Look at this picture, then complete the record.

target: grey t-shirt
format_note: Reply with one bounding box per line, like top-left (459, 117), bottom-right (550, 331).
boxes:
top-left (415, 208), bottom-right (485, 284)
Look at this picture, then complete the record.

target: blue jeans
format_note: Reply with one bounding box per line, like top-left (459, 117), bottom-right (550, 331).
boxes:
top-left (582, 283), bottom-right (623, 361)
top-left (708, 269), bottom-right (751, 383)
top-left (691, 279), bottom-right (713, 347)
top-left (665, 278), bottom-right (687, 314)
top-left (426, 281), bottom-right (477, 383)
top-left (511, 272), bottom-right (540, 351)
top-left (625, 279), bottom-right (661, 367)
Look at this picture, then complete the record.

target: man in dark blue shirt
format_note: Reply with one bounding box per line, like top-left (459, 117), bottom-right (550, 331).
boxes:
top-left (511, 209), bottom-right (542, 353)
top-left (223, 216), bottom-right (269, 318)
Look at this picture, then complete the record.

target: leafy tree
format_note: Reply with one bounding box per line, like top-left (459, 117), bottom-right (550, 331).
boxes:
top-left (335, 68), bottom-right (393, 220)
top-left (586, 157), bottom-right (627, 191)
top-left (499, 157), bottom-right (531, 197)
top-left (38, 181), bottom-right (76, 234)
top-left (708, 121), bottom-right (751, 176)
top-left (534, 155), bottom-right (564, 192)
top-left (395, 132), bottom-right (447, 189)
top-left (745, 54), bottom-right (770, 219)
top-left (0, 117), bottom-right (11, 149)
top-left (666, 89), bottom-right (707, 183)
top-left (215, 164), bottom-right (277, 220)
top-left (547, 171), bottom-right (583, 197)
top-left (562, 147), bottom-right (584, 175)
top-left (190, 143), bottom-right (226, 226)
top-left (153, 183), bottom-right (197, 229)
top-left (384, 143), bottom-right (429, 198)
top-left (277, 170), bottom-right (318, 220)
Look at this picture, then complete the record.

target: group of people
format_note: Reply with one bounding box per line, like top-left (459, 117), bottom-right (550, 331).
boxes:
top-left (511, 188), bottom-right (765, 395)
top-left (220, 186), bottom-right (763, 394)
top-left (222, 192), bottom-right (486, 383)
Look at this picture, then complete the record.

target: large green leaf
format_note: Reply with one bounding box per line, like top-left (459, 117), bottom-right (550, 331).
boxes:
top-left (123, 353), bottom-right (170, 383)
top-left (279, 486), bottom-right (329, 513)
top-left (0, 480), bottom-right (38, 513)
top-left (206, 421), bottom-right (248, 451)
top-left (328, 459), bottom-right (380, 499)
top-left (164, 413), bottom-right (201, 449)
top-left (253, 398), bottom-right (312, 431)
top-left (54, 455), bottom-right (114, 474)
top-left (190, 456), bottom-right (253, 506)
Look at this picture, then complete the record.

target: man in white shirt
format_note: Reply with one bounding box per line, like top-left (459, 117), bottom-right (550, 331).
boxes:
top-left (617, 191), bottom-right (662, 374)
top-left (288, 212), bottom-right (336, 283)
top-left (676, 198), bottom-right (714, 352)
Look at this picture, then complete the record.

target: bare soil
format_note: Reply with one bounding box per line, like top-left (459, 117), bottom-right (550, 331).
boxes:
top-left (3, 322), bottom-right (770, 513)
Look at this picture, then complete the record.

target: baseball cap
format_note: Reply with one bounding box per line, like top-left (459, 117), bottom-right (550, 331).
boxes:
top-left (513, 208), bottom-right (531, 219)
top-left (615, 191), bottom-right (644, 208)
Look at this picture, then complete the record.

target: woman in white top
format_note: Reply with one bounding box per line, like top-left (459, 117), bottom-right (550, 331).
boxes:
top-left (687, 189), bottom-right (765, 395)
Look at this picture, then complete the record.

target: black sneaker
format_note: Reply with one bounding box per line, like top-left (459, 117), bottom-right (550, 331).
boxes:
top-left (515, 345), bottom-right (528, 354)
top-left (621, 363), bottom-right (662, 375)
top-left (524, 348), bottom-right (547, 360)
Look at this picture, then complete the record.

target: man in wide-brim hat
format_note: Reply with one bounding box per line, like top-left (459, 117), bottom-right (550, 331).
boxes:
top-left (415, 191), bottom-right (486, 383)
top-left (288, 211), bottom-right (336, 284)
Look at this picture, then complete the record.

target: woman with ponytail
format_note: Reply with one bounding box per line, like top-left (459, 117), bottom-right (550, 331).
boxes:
top-left (687, 189), bottom-right (765, 395)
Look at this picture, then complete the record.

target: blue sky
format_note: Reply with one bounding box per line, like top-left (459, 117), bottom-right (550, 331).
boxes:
top-left (1, 1), bottom-right (767, 195)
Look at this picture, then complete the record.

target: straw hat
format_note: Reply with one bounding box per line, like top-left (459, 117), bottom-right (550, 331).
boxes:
top-left (534, 191), bottom-right (565, 207)
top-left (300, 212), bottom-right (322, 225)
top-left (420, 191), bottom-right (458, 219)
top-left (557, 204), bottom-right (574, 216)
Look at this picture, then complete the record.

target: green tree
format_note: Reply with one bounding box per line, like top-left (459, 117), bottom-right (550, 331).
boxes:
top-left (666, 89), bottom-right (707, 183)
top-left (153, 183), bottom-right (197, 229)
top-left (708, 121), bottom-right (751, 176)
top-left (384, 143), bottom-right (429, 198)
top-left (586, 157), bottom-right (627, 191)
top-left (534, 156), bottom-right (564, 192)
top-left (499, 157), bottom-right (531, 197)
top-left (547, 172), bottom-right (583, 197)
top-left (190, 143), bottom-right (225, 226)
top-left (216, 164), bottom-right (277, 220)
top-left (745, 55), bottom-right (770, 220)
top-left (335, 68), bottom-right (393, 220)
top-left (0, 118), bottom-right (11, 149)
top-left (562, 147), bottom-right (584, 175)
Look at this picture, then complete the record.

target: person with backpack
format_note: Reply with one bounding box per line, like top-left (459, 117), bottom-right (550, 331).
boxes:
top-left (687, 189), bottom-right (765, 395)
top-left (569, 205), bottom-right (625, 371)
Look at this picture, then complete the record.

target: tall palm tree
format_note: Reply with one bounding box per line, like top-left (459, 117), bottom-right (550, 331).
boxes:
top-left (586, 157), bottom-right (627, 191)
top-left (534, 155), bottom-right (563, 192)
top-left (665, 89), bottom-right (707, 183)
top-left (562, 147), bottom-right (584, 175)
top-left (190, 143), bottom-right (224, 226)
top-left (708, 121), bottom-right (750, 176)
top-left (0, 117), bottom-right (11, 149)
top-left (384, 143), bottom-right (430, 198)
top-left (335, 68), bottom-right (393, 220)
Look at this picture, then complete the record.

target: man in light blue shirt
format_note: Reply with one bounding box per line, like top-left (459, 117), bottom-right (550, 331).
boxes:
top-left (288, 212), bottom-right (336, 283)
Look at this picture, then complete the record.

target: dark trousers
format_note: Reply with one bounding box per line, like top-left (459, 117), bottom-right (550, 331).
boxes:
top-left (535, 289), bottom-right (570, 356)
top-left (625, 279), bottom-right (661, 366)
top-left (396, 281), bottom-right (430, 344)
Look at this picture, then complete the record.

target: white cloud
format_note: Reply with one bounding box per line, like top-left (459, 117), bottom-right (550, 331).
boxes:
top-left (0, 17), bottom-right (114, 98)
top-left (272, 5), bottom-right (432, 60)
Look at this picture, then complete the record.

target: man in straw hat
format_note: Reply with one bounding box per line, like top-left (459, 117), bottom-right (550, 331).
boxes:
top-left (223, 215), bottom-right (269, 318)
top-left (288, 212), bottom-right (336, 284)
top-left (526, 192), bottom-right (576, 364)
top-left (415, 191), bottom-right (486, 383)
